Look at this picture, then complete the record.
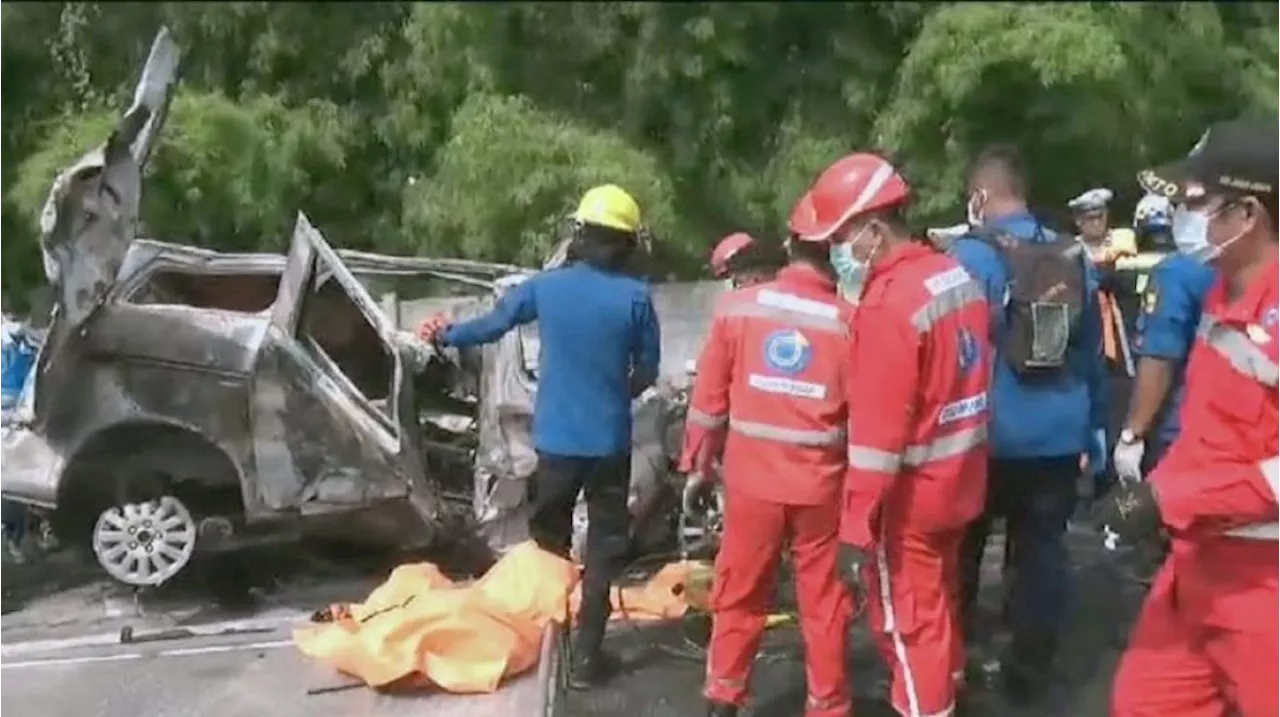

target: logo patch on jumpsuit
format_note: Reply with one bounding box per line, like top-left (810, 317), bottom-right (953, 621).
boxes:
top-left (762, 329), bottom-right (813, 375)
top-left (957, 328), bottom-right (979, 375)
top-left (750, 328), bottom-right (825, 399)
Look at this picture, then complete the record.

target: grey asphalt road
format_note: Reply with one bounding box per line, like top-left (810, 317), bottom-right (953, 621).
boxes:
top-left (1, 523), bottom-right (1143, 717)
top-left (561, 521), bottom-right (1140, 717)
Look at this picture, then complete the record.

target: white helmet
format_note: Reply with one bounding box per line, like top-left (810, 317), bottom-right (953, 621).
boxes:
top-left (1133, 194), bottom-right (1173, 231)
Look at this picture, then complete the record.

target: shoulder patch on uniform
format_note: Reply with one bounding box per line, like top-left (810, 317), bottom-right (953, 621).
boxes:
top-left (922, 266), bottom-right (971, 297)
top-left (1143, 288), bottom-right (1159, 315)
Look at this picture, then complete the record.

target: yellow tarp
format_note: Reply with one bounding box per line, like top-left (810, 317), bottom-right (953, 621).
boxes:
top-left (293, 542), bottom-right (700, 694)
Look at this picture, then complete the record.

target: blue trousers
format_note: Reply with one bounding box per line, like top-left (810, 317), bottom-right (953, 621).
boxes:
top-left (960, 455), bottom-right (1081, 667)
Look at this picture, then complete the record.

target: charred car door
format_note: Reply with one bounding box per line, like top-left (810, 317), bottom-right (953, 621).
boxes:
top-left (248, 214), bottom-right (436, 523)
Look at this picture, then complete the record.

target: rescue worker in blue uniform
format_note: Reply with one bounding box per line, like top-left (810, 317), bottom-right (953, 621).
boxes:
top-left (419, 184), bottom-right (662, 689)
top-left (951, 144), bottom-right (1107, 704)
top-left (1113, 195), bottom-right (1215, 481)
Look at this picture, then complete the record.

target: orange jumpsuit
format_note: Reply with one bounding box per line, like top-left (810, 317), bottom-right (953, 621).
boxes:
top-left (680, 264), bottom-right (855, 717)
top-left (841, 243), bottom-right (991, 717)
top-left (1111, 257), bottom-right (1279, 717)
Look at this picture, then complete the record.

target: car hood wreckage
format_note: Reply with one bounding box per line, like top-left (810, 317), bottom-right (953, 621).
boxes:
top-left (1, 28), bottom-right (724, 588)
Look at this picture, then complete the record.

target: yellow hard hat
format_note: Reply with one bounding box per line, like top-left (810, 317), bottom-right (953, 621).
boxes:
top-left (572, 184), bottom-right (642, 234)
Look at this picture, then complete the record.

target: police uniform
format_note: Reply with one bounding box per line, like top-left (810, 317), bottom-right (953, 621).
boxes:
top-left (1131, 253), bottom-right (1215, 467)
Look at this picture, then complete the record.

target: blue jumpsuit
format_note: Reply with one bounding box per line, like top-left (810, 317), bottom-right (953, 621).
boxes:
top-left (1132, 254), bottom-right (1215, 469)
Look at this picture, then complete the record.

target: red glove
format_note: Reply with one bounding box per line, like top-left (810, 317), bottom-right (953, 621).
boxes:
top-left (417, 314), bottom-right (451, 343)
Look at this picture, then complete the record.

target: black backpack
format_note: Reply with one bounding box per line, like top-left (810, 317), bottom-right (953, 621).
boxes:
top-left (970, 224), bottom-right (1087, 379)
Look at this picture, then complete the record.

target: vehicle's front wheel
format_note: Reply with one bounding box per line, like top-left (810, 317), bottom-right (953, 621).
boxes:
top-left (91, 495), bottom-right (197, 587)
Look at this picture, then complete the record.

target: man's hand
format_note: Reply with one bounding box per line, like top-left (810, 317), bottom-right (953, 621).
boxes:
top-left (1091, 480), bottom-right (1161, 548)
top-left (836, 543), bottom-right (870, 597)
top-left (417, 314), bottom-right (451, 343)
top-left (1113, 440), bottom-right (1146, 484)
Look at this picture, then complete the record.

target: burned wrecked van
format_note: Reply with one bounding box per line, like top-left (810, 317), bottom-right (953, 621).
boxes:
top-left (0, 28), bottom-right (511, 586)
top-left (2, 207), bottom-right (534, 587)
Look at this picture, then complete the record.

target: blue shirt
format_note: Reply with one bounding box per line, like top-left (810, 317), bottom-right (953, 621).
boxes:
top-left (441, 263), bottom-right (661, 458)
top-left (1, 321), bottom-right (36, 411)
top-left (1133, 254), bottom-right (1215, 444)
top-left (950, 212), bottom-right (1107, 459)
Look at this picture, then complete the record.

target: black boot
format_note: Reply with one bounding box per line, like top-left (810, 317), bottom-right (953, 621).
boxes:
top-left (706, 701), bottom-right (739, 717)
top-left (567, 648), bottom-right (620, 690)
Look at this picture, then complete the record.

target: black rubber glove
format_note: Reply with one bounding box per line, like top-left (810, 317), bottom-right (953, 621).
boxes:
top-left (836, 543), bottom-right (870, 595)
top-left (1091, 479), bottom-right (1161, 549)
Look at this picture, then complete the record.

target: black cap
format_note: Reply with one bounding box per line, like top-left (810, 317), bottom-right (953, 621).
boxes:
top-left (1137, 119), bottom-right (1277, 204)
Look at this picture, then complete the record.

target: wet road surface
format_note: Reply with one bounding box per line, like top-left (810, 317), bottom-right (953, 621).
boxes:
top-left (1, 523), bottom-right (1145, 717)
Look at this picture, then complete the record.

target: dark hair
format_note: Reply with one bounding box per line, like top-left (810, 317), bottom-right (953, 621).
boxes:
top-left (786, 236), bottom-right (835, 277)
top-left (1242, 192), bottom-right (1278, 229)
top-left (724, 239), bottom-right (782, 276)
top-left (568, 222), bottom-right (637, 272)
top-left (872, 205), bottom-right (913, 237)
top-left (969, 143), bottom-right (1028, 198)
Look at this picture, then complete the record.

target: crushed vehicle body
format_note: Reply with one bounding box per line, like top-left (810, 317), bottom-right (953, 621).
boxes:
top-left (2, 28), bottom-right (724, 589)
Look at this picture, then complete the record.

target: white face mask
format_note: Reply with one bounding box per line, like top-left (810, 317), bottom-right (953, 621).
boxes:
top-left (1172, 204), bottom-right (1243, 263)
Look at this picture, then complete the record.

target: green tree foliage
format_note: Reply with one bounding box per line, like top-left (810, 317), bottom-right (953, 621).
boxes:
top-left (401, 93), bottom-right (687, 267)
top-left (10, 92), bottom-right (351, 253)
top-left (2, 2), bottom-right (1276, 308)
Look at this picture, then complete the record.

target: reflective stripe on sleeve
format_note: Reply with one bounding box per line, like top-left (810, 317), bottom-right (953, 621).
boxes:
top-left (848, 425), bottom-right (988, 475)
top-left (729, 418), bottom-right (845, 446)
top-left (848, 445), bottom-right (903, 473)
top-left (722, 293), bottom-right (849, 336)
top-left (910, 279), bottom-right (985, 334)
top-left (1259, 456), bottom-right (1279, 499)
top-left (1196, 315), bottom-right (1280, 387)
top-left (1223, 522), bottom-right (1279, 540)
top-left (687, 407), bottom-right (728, 429)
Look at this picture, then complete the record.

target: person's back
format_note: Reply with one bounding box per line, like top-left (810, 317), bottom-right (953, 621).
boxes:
top-left (529, 263), bottom-right (655, 456)
top-left (708, 264), bottom-right (854, 506)
top-left (952, 214), bottom-right (1105, 459)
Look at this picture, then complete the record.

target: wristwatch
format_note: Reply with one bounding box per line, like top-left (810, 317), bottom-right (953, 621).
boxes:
top-left (1119, 428), bottom-right (1141, 445)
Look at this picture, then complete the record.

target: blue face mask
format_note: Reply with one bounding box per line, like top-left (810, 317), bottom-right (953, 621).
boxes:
top-left (829, 228), bottom-right (880, 300)
top-left (829, 242), bottom-right (864, 288)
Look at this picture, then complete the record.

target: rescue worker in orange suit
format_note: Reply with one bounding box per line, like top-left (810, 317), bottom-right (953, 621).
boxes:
top-left (680, 200), bottom-right (856, 717)
top-left (710, 232), bottom-right (777, 289)
top-left (798, 153), bottom-right (992, 717)
top-left (1094, 119), bottom-right (1279, 717)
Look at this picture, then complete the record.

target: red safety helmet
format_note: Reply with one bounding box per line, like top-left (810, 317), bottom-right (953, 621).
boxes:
top-left (787, 191), bottom-right (819, 240)
top-left (794, 153), bottom-right (910, 242)
top-left (710, 232), bottom-right (756, 279)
